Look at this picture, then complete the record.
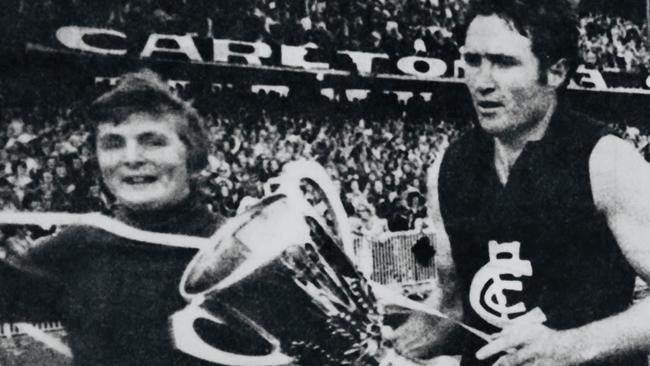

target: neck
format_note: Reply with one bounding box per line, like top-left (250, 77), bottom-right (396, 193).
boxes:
top-left (116, 189), bottom-right (200, 230)
top-left (493, 97), bottom-right (557, 185)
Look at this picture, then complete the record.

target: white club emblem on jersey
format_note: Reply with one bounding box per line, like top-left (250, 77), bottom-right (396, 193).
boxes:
top-left (469, 240), bottom-right (532, 329)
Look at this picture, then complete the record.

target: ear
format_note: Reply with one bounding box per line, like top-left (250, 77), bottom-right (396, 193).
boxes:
top-left (546, 58), bottom-right (570, 88)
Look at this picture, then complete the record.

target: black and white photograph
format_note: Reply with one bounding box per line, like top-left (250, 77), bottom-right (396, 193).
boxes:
top-left (0, 0), bottom-right (649, 365)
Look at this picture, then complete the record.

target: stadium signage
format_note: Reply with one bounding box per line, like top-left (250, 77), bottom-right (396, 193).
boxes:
top-left (56, 26), bottom-right (455, 78)
top-left (54, 26), bottom-right (650, 91)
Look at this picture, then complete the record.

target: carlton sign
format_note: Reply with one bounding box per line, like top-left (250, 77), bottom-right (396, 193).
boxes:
top-left (55, 26), bottom-right (650, 91)
top-left (55, 26), bottom-right (460, 79)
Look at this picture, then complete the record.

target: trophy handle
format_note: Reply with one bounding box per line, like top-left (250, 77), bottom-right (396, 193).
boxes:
top-left (171, 300), bottom-right (294, 366)
top-left (276, 160), bottom-right (355, 258)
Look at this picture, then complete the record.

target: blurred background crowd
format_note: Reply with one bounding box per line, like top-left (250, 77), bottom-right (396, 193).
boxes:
top-left (579, 14), bottom-right (650, 72)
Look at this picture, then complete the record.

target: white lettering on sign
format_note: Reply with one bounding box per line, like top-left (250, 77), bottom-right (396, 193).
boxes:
top-left (140, 34), bottom-right (202, 62)
top-left (281, 43), bottom-right (330, 70)
top-left (337, 51), bottom-right (389, 74)
top-left (56, 26), bottom-right (127, 56)
top-left (213, 40), bottom-right (272, 65)
top-left (54, 26), bottom-right (637, 91)
top-left (572, 65), bottom-right (608, 90)
top-left (397, 56), bottom-right (447, 78)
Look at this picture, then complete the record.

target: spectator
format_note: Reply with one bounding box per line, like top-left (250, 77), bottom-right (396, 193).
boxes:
top-left (350, 201), bottom-right (388, 239)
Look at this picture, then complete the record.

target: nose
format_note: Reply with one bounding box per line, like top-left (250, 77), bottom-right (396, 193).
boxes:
top-left (121, 141), bottom-right (146, 167)
top-left (470, 61), bottom-right (496, 96)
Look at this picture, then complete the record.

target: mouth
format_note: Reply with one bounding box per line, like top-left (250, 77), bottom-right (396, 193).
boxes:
top-left (122, 175), bottom-right (158, 185)
top-left (477, 101), bottom-right (503, 113)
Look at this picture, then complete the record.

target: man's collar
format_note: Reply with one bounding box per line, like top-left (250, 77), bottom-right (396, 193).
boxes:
top-left (472, 98), bottom-right (571, 174)
top-left (525, 98), bottom-right (571, 149)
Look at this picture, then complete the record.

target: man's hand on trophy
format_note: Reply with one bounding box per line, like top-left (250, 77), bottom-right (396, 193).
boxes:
top-left (381, 326), bottom-right (460, 366)
top-left (389, 316), bottom-right (450, 358)
top-left (475, 322), bottom-right (576, 366)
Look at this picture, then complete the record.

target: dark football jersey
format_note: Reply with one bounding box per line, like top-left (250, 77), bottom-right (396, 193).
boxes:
top-left (439, 106), bottom-right (645, 366)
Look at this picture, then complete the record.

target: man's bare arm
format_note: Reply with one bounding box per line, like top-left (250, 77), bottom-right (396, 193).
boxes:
top-left (393, 151), bottom-right (464, 359)
top-left (563, 135), bottom-right (650, 362)
top-left (476, 135), bottom-right (650, 365)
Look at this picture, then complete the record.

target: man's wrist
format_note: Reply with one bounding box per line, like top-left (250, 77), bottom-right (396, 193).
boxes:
top-left (559, 328), bottom-right (601, 365)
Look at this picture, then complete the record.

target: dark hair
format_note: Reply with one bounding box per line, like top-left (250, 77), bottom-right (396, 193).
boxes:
top-left (466, 0), bottom-right (579, 87)
top-left (86, 69), bottom-right (209, 174)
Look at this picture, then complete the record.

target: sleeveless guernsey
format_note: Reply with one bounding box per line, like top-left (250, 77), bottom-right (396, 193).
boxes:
top-left (438, 106), bottom-right (645, 366)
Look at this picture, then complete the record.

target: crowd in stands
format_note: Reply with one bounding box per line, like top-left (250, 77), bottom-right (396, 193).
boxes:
top-left (6, 0), bottom-right (650, 74)
top-left (580, 14), bottom-right (650, 72)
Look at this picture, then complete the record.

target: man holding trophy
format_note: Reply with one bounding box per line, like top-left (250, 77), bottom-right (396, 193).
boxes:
top-left (396, 0), bottom-right (650, 365)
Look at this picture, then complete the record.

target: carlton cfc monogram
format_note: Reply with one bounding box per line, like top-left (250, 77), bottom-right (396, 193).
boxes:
top-left (469, 240), bottom-right (535, 329)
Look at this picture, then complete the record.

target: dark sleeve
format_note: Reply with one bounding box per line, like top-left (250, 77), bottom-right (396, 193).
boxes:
top-left (0, 263), bottom-right (62, 322)
top-left (27, 227), bottom-right (79, 277)
top-left (0, 228), bottom-right (75, 322)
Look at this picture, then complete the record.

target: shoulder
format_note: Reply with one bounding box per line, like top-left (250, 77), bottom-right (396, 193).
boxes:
top-left (436, 127), bottom-right (488, 189)
top-left (442, 128), bottom-right (478, 161)
top-left (557, 108), bottom-right (617, 148)
top-left (590, 134), bottom-right (637, 167)
top-left (32, 225), bottom-right (97, 248)
top-left (29, 226), bottom-right (103, 261)
top-left (590, 135), bottom-right (650, 213)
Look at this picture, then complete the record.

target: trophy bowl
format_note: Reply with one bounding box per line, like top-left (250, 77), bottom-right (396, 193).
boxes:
top-left (170, 161), bottom-right (445, 366)
top-left (171, 161), bottom-right (392, 365)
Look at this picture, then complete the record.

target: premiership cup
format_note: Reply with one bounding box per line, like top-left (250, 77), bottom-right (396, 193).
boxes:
top-left (171, 161), bottom-right (386, 366)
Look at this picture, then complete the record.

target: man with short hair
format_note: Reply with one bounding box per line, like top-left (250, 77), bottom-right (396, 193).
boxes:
top-left (395, 1), bottom-right (650, 365)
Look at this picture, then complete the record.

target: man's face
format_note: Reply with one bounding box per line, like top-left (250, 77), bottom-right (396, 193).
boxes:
top-left (96, 113), bottom-right (190, 211)
top-left (463, 15), bottom-right (554, 138)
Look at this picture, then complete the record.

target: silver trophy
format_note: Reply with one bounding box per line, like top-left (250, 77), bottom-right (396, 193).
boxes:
top-left (171, 161), bottom-right (387, 365)
top-left (169, 161), bottom-right (489, 366)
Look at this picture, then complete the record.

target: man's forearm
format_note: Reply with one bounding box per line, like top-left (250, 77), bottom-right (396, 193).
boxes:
top-left (564, 297), bottom-right (650, 364)
top-left (394, 285), bottom-right (464, 358)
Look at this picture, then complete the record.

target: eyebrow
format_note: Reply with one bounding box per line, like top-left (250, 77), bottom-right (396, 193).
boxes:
top-left (97, 133), bottom-right (123, 144)
top-left (138, 131), bottom-right (168, 143)
top-left (464, 51), bottom-right (521, 64)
